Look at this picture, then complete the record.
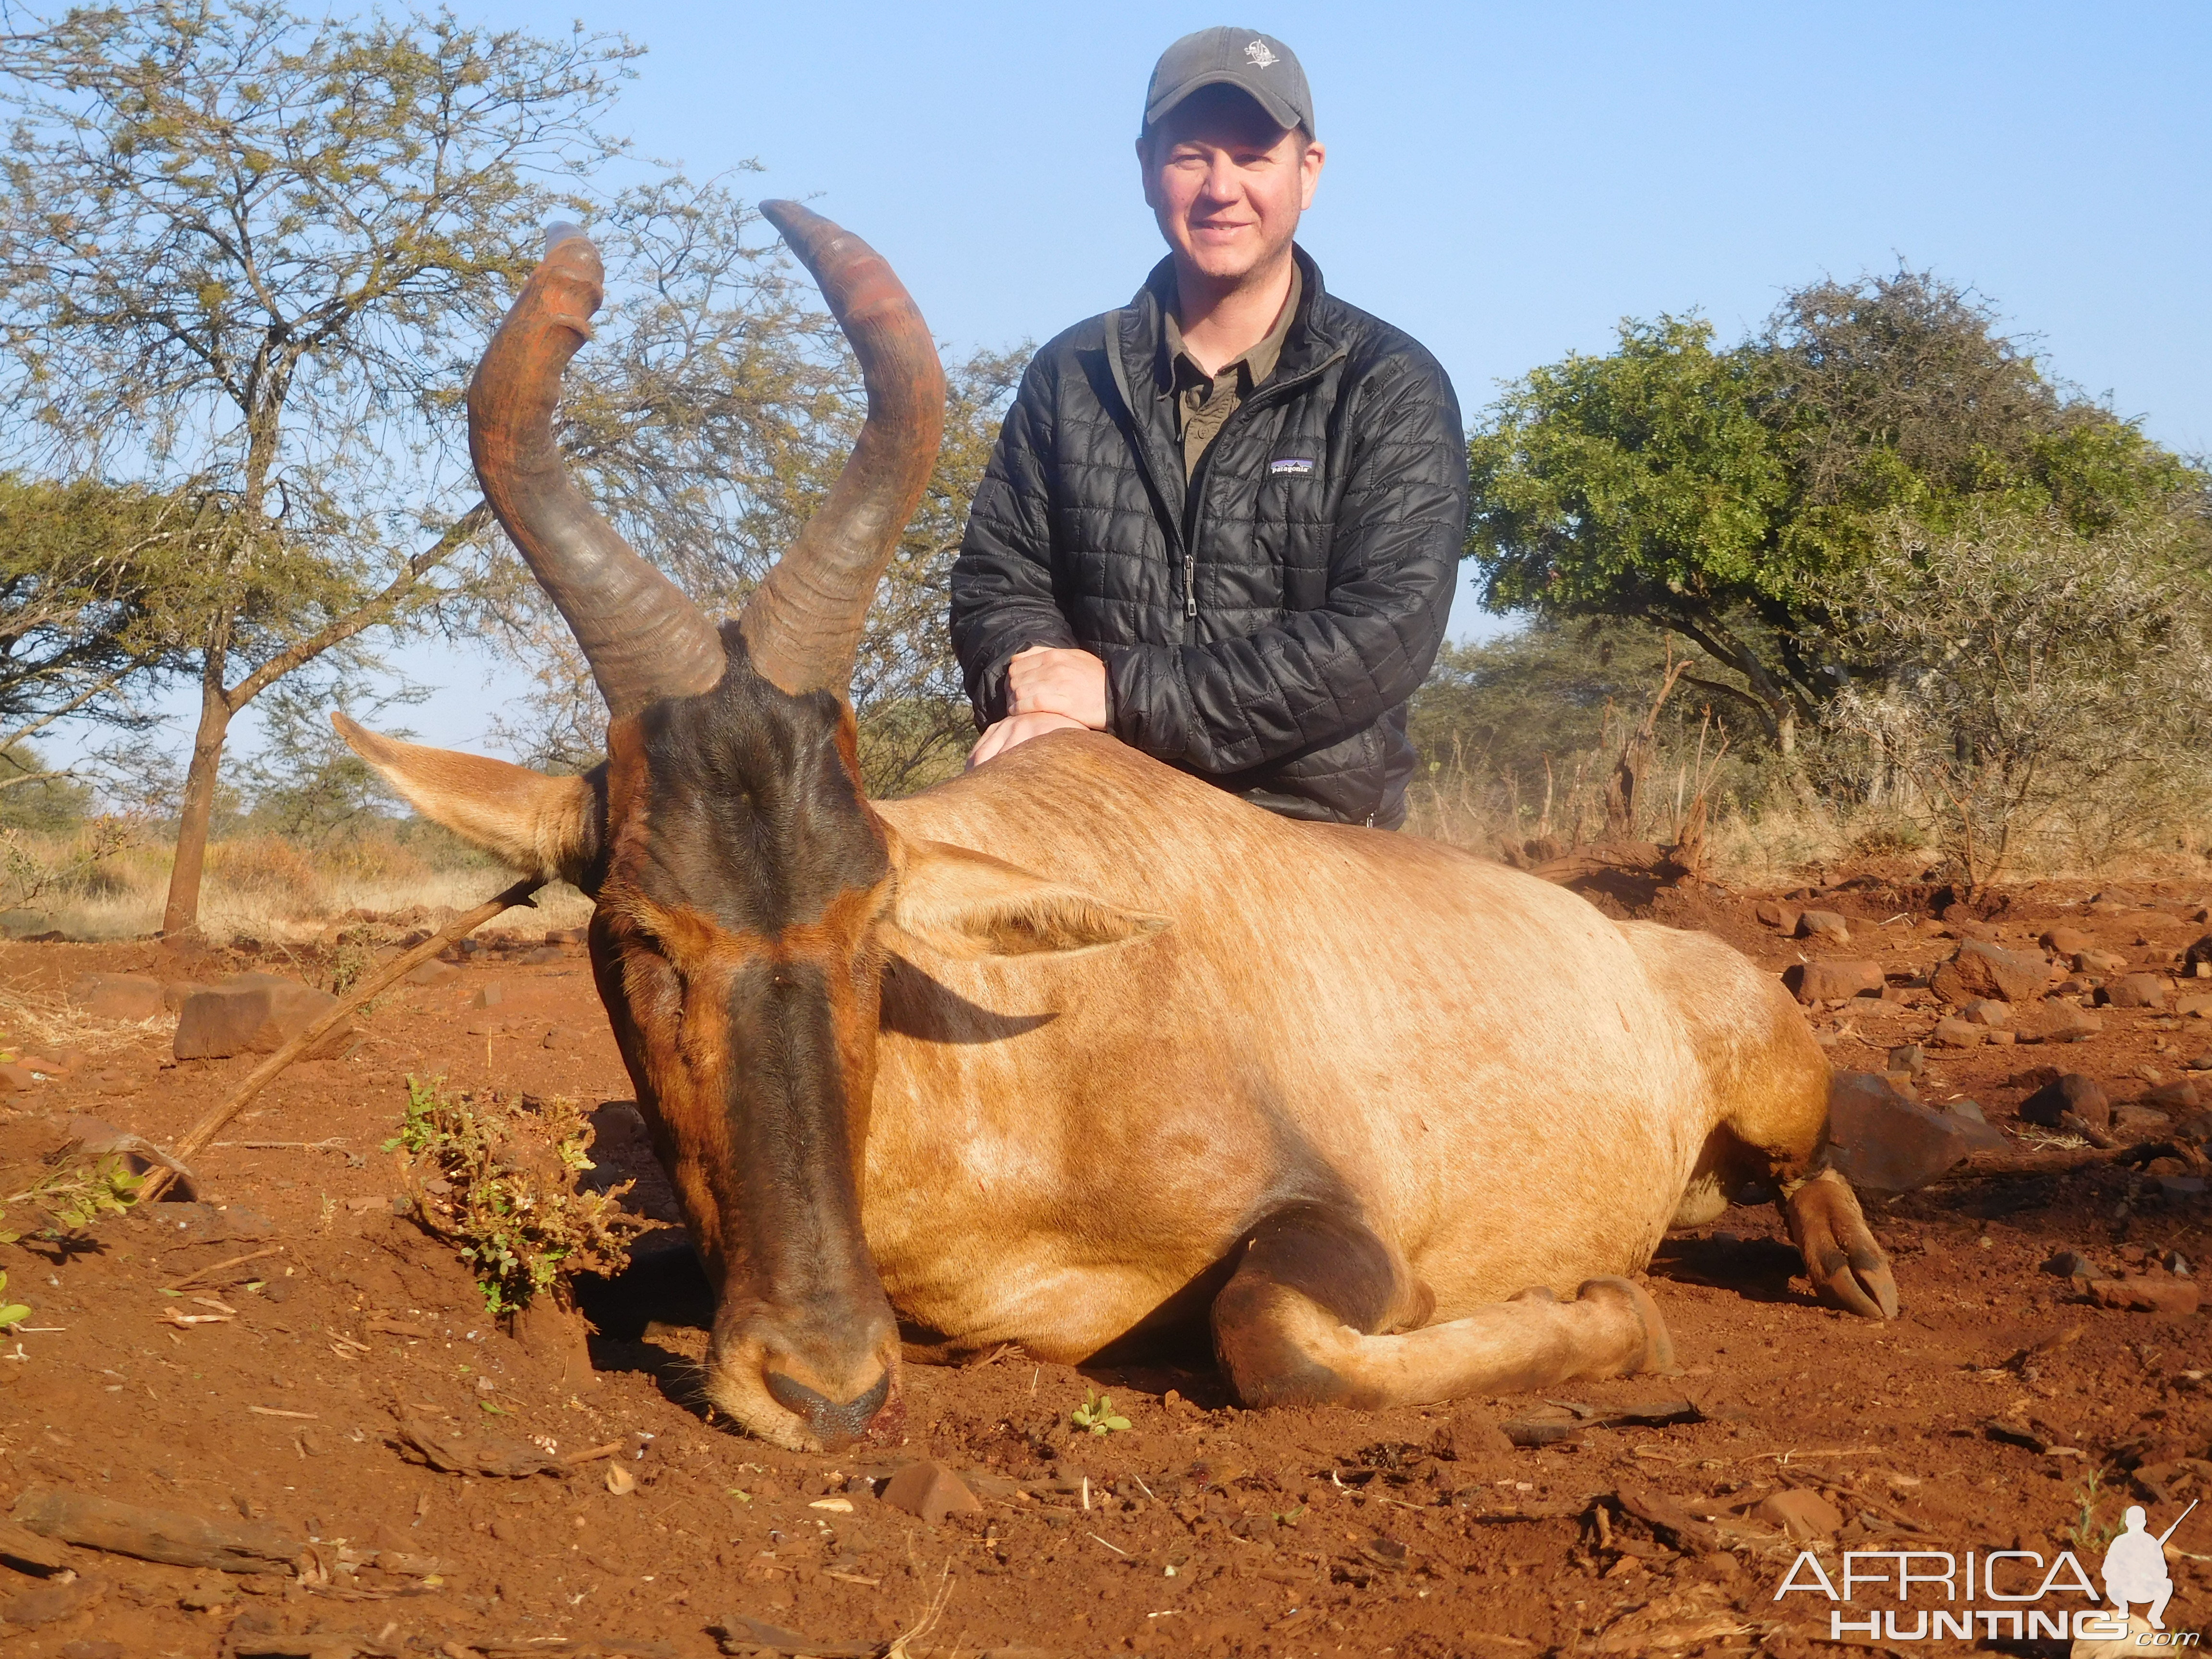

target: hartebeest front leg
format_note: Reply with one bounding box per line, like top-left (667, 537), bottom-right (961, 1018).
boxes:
top-left (1719, 1065), bottom-right (1899, 1320)
top-left (1780, 1168), bottom-right (1897, 1320)
top-left (1208, 1205), bottom-right (1674, 1410)
top-left (1673, 1127), bottom-right (1898, 1321)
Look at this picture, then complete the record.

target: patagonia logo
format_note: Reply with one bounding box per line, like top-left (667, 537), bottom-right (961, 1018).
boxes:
top-left (1269, 457), bottom-right (1316, 476)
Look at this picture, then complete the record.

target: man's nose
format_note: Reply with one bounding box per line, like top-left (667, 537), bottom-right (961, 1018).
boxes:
top-left (1197, 156), bottom-right (1241, 204)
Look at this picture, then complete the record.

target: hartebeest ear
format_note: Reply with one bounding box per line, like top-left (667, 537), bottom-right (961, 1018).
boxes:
top-left (883, 830), bottom-right (1169, 960)
top-left (331, 713), bottom-right (606, 893)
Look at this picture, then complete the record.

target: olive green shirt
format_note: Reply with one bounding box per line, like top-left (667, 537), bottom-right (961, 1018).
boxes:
top-left (1162, 266), bottom-right (1301, 481)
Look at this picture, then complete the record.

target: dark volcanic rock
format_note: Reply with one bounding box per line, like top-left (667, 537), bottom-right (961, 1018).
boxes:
top-left (2019, 1073), bottom-right (2111, 1132)
top-left (1826, 1072), bottom-right (1971, 1194)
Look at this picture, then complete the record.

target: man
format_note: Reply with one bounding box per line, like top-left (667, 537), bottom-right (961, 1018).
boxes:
top-left (950, 27), bottom-right (1465, 828)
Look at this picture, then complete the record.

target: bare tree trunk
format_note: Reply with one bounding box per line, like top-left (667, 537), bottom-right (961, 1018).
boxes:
top-left (161, 662), bottom-right (235, 938)
top-left (1604, 656), bottom-right (1689, 841)
top-left (153, 508), bottom-right (489, 938)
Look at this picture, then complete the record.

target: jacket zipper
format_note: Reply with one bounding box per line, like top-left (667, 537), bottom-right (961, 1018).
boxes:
top-left (1102, 309), bottom-right (1346, 634)
top-left (1181, 350), bottom-right (1348, 622)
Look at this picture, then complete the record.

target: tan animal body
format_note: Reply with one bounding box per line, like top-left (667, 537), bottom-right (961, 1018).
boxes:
top-left (341, 209), bottom-right (1895, 1453)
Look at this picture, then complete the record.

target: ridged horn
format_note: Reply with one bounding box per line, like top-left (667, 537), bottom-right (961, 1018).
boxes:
top-left (739, 202), bottom-right (948, 696)
top-left (469, 223), bottom-right (726, 717)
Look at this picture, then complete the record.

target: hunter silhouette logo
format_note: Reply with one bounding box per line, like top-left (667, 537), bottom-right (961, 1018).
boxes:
top-left (2104, 1500), bottom-right (2194, 1632)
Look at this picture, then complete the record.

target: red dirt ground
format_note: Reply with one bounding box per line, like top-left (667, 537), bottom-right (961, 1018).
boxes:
top-left (0, 874), bottom-right (2206, 1658)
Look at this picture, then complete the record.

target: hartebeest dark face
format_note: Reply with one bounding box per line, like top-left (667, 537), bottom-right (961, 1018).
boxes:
top-left (594, 636), bottom-right (901, 1446)
top-left (338, 208), bottom-right (1160, 1450)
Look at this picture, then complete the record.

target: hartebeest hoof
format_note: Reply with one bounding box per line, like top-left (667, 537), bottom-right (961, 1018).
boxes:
top-left (1782, 1168), bottom-right (1899, 1320)
top-left (1575, 1276), bottom-right (1675, 1375)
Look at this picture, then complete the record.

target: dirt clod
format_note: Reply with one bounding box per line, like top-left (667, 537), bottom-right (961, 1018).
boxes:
top-left (1751, 1487), bottom-right (1843, 1540)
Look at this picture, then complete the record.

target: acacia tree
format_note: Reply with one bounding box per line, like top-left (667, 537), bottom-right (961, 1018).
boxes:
top-left (1828, 510), bottom-right (2212, 889)
top-left (0, 1), bottom-right (640, 933)
top-left (1467, 270), bottom-right (2203, 751)
top-left (0, 475), bottom-right (219, 788)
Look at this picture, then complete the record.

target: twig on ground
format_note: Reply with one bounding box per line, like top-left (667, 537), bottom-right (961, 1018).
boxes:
top-left (884, 1559), bottom-right (956, 1659)
top-left (1948, 1146), bottom-right (2119, 1178)
top-left (559, 1442), bottom-right (625, 1467)
top-left (138, 877), bottom-right (544, 1202)
top-left (211, 1138), bottom-right (350, 1153)
top-left (162, 1246), bottom-right (284, 1291)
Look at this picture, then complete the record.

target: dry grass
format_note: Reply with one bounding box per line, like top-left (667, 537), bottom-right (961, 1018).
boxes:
top-left (0, 985), bottom-right (166, 1059)
top-left (0, 824), bottom-right (591, 944)
top-left (1406, 747), bottom-right (2212, 890)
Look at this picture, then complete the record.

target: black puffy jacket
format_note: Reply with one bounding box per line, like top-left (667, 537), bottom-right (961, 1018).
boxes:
top-left (950, 246), bottom-right (1466, 828)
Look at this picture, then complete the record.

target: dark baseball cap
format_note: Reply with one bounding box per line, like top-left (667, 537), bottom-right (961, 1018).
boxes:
top-left (1142, 27), bottom-right (1314, 139)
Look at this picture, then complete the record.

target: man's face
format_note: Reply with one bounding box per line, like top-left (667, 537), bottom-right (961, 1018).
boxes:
top-left (1140, 86), bottom-right (1324, 288)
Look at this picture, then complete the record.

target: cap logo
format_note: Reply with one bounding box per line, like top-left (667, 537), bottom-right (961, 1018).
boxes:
top-left (1244, 39), bottom-right (1279, 68)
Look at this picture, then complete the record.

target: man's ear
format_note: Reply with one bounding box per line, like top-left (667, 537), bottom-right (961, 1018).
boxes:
top-left (884, 828), bottom-right (1169, 960)
top-left (331, 712), bottom-right (607, 893)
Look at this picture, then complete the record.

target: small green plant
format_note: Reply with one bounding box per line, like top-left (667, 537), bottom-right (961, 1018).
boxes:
top-left (0, 1149), bottom-right (145, 1341)
top-left (1071, 1388), bottom-right (1130, 1436)
top-left (389, 1078), bottom-right (641, 1319)
top-left (2, 1153), bottom-right (144, 1240)
top-left (2061, 1467), bottom-right (2122, 1555)
top-left (327, 924), bottom-right (382, 995)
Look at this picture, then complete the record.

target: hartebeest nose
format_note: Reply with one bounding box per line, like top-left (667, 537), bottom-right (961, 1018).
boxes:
top-left (764, 1369), bottom-right (891, 1450)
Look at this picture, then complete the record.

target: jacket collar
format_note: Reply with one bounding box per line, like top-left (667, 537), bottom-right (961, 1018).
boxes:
top-left (1120, 244), bottom-right (1339, 401)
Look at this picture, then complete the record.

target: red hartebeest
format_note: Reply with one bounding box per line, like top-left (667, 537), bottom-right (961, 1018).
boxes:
top-left (337, 207), bottom-right (1896, 1452)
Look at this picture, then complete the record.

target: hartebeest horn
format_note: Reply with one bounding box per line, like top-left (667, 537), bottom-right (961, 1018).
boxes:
top-left (738, 201), bottom-right (948, 697)
top-left (469, 223), bottom-right (726, 717)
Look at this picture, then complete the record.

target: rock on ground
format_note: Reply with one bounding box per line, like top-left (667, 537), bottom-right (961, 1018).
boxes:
top-left (1752, 1488), bottom-right (1843, 1541)
top-left (1794, 910), bottom-right (1850, 943)
top-left (1826, 1073), bottom-right (1971, 1194)
top-left (69, 973), bottom-right (165, 1021)
top-left (878, 1460), bottom-right (982, 1525)
top-left (2101, 973), bottom-right (2171, 1010)
top-left (172, 976), bottom-right (349, 1061)
top-left (1930, 939), bottom-right (2050, 1006)
top-left (1932, 1016), bottom-right (1985, 1049)
top-left (1782, 958), bottom-right (1883, 1003)
top-left (2019, 1073), bottom-right (2111, 1131)
top-left (2088, 1277), bottom-right (2201, 1315)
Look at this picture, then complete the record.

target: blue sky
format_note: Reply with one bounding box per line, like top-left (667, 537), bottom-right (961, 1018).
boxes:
top-left (85, 0), bottom-right (2212, 762)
